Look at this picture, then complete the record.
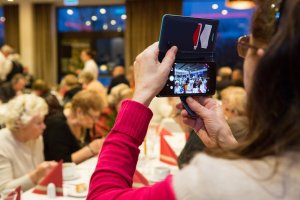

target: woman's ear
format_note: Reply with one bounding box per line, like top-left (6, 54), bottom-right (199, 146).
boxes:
top-left (257, 48), bottom-right (265, 57)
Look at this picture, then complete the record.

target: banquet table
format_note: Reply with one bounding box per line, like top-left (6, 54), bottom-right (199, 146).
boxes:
top-left (23, 119), bottom-right (185, 199)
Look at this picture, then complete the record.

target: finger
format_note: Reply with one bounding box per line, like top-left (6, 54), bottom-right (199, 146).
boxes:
top-left (181, 109), bottom-right (190, 118)
top-left (198, 129), bottom-right (215, 148)
top-left (143, 42), bottom-right (159, 57)
top-left (182, 116), bottom-right (196, 128)
top-left (176, 102), bottom-right (183, 110)
top-left (193, 96), bottom-right (212, 107)
top-left (159, 46), bottom-right (177, 77)
top-left (186, 97), bottom-right (208, 117)
top-left (135, 42), bottom-right (158, 61)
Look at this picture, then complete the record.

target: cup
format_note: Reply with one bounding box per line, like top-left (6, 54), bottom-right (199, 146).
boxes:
top-left (63, 162), bottom-right (76, 179)
top-left (153, 167), bottom-right (170, 181)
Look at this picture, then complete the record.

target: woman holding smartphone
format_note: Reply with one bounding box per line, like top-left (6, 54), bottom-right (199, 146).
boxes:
top-left (88, 0), bottom-right (300, 199)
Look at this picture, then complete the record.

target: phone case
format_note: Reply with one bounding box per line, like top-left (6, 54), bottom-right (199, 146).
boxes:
top-left (157, 14), bottom-right (219, 97)
top-left (158, 14), bottom-right (219, 63)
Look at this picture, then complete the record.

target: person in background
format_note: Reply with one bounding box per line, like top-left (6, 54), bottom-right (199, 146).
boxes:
top-left (93, 83), bottom-right (133, 139)
top-left (220, 86), bottom-right (247, 120)
top-left (22, 66), bottom-right (35, 90)
top-left (148, 97), bottom-right (173, 125)
top-left (0, 94), bottom-right (57, 192)
top-left (107, 65), bottom-right (130, 94)
top-left (5, 53), bottom-right (24, 83)
top-left (32, 79), bottom-right (50, 97)
top-left (32, 79), bottom-right (63, 120)
top-left (231, 69), bottom-right (244, 87)
top-left (79, 49), bottom-right (98, 80)
top-left (0, 45), bottom-right (13, 84)
top-left (87, 0), bottom-right (300, 199)
top-left (216, 66), bottom-right (232, 95)
top-left (126, 65), bottom-right (135, 90)
top-left (0, 74), bottom-right (26, 104)
top-left (43, 90), bottom-right (105, 164)
top-left (79, 71), bottom-right (108, 107)
top-left (59, 74), bottom-right (82, 105)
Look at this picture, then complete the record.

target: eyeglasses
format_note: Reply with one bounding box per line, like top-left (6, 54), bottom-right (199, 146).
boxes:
top-left (84, 111), bottom-right (100, 122)
top-left (237, 35), bottom-right (260, 58)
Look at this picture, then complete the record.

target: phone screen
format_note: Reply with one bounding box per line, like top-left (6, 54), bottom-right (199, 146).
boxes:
top-left (157, 62), bottom-right (216, 97)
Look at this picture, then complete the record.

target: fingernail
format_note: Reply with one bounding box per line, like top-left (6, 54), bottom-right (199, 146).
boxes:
top-left (172, 46), bottom-right (178, 53)
top-left (187, 97), bottom-right (193, 103)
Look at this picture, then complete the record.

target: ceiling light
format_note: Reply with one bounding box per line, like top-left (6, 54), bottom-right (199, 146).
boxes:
top-left (212, 4), bottom-right (219, 10)
top-left (110, 20), bottom-right (116, 25)
top-left (221, 9), bottom-right (228, 15)
top-left (67, 9), bottom-right (73, 15)
top-left (99, 8), bottom-right (106, 14)
top-left (225, 0), bottom-right (255, 10)
top-left (103, 24), bottom-right (108, 30)
top-left (121, 14), bottom-right (127, 20)
top-left (85, 21), bottom-right (91, 26)
top-left (91, 16), bottom-right (98, 21)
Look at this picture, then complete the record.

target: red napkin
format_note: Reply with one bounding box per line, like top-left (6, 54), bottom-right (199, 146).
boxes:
top-left (160, 135), bottom-right (177, 166)
top-left (3, 186), bottom-right (21, 200)
top-left (159, 128), bottom-right (173, 136)
top-left (32, 160), bottom-right (63, 196)
top-left (132, 170), bottom-right (149, 188)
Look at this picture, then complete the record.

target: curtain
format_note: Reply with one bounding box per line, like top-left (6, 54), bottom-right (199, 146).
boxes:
top-left (3, 5), bottom-right (20, 53)
top-left (33, 4), bottom-right (56, 85)
top-left (125, 0), bottom-right (182, 69)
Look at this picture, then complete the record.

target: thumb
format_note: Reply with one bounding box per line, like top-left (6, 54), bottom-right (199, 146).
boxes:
top-left (160, 46), bottom-right (177, 77)
top-left (186, 97), bottom-right (209, 118)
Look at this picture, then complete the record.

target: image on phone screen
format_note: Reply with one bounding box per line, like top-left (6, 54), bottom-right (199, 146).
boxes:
top-left (157, 62), bottom-right (216, 97)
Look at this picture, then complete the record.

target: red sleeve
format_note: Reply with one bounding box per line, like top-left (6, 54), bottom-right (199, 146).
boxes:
top-left (87, 100), bottom-right (177, 200)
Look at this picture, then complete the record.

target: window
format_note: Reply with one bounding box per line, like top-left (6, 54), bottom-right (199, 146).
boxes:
top-left (56, 6), bottom-right (126, 82)
top-left (57, 6), bottom-right (126, 32)
top-left (0, 7), bottom-right (5, 46)
top-left (183, 0), bottom-right (253, 68)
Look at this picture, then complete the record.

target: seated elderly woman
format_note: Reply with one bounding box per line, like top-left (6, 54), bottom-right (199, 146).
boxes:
top-left (43, 90), bottom-right (105, 164)
top-left (0, 94), bottom-right (57, 192)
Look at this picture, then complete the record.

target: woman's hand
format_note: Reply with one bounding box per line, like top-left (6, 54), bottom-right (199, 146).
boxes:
top-left (178, 97), bottom-right (237, 148)
top-left (29, 161), bottom-right (57, 184)
top-left (132, 42), bottom-right (177, 106)
top-left (89, 138), bottom-right (104, 155)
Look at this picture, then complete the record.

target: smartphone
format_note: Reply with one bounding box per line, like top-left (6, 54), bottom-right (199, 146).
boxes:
top-left (157, 15), bottom-right (219, 97)
top-left (158, 62), bottom-right (216, 97)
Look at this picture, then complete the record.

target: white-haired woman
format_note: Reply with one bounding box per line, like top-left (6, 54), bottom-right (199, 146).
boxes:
top-left (0, 94), bottom-right (57, 192)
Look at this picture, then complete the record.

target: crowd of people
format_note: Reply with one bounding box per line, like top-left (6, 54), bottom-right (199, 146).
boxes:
top-left (1, 0), bottom-right (299, 199)
top-left (0, 48), bottom-right (134, 191)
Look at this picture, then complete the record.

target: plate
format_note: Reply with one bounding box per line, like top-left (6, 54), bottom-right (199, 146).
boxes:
top-left (68, 189), bottom-right (88, 198)
top-left (64, 174), bottom-right (80, 181)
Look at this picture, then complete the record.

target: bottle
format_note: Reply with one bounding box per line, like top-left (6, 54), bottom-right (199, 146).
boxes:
top-left (47, 183), bottom-right (56, 198)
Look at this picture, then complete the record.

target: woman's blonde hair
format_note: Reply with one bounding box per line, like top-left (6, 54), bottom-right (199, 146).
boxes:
top-left (0, 94), bottom-right (48, 129)
top-left (71, 90), bottom-right (104, 113)
top-left (108, 84), bottom-right (133, 109)
top-left (221, 86), bottom-right (247, 116)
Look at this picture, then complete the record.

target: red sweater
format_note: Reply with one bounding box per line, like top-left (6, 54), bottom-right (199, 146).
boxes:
top-left (87, 100), bottom-right (176, 200)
